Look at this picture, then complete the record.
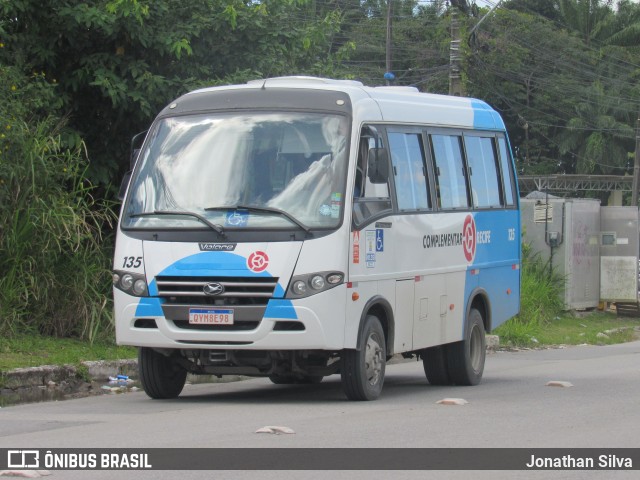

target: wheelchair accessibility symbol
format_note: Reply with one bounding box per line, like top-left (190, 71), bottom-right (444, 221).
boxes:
top-left (225, 210), bottom-right (249, 227)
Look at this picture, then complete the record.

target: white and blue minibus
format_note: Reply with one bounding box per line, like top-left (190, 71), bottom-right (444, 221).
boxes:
top-left (113, 77), bottom-right (520, 401)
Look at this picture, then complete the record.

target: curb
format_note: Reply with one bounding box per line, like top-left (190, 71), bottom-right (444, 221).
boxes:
top-left (0, 360), bottom-right (139, 406)
top-left (0, 359), bottom-right (250, 406)
top-left (1, 360), bottom-right (138, 390)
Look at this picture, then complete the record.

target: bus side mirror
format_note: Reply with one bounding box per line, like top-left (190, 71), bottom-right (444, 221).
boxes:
top-left (118, 171), bottom-right (132, 201)
top-left (367, 147), bottom-right (389, 184)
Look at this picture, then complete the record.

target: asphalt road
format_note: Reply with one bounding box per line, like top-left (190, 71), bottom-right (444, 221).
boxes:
top-left (1, 341), bottom-right (639, 480)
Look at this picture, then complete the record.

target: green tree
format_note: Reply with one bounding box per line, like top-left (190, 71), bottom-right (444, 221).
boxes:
top-left (504, 0), bottom-right (561, 22)
top-left (344, 1), bottom-right (450, 89)
top-left (602, 0), bottom-right (640, 47)
top-left (465, 5), bottom-right (640, 175)
top-left (557, 0), bottom-right (614, 47)
top-left (555, 81), bottom-right (635, 174)
top-left (467, 9), bottom-right (583, 173)
top-left (550, 0), bottom-right (640, 173)
top-left (0, 0), bottom-right (347, 188)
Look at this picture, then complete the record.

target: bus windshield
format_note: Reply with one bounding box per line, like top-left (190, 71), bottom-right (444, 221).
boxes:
top-left (122, 112), bottom-right (349, 230)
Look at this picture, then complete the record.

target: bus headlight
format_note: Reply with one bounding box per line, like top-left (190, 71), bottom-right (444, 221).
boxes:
top-left (113, 270), bottom-right (148, 297)
top-left (310, 275), bottom-right (325, 290)
top-left (292, 280), bottom-right (308, 296)
top-left (133, 279), bottom-right (148, 296)
top-left (287, 271), bottom-right (344, 299)
top-left (120, 274), bottom-right (134, 290)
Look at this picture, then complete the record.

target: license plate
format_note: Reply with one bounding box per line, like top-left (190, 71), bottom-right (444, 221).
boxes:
top-left (188, 308), bottom-right (234, 325)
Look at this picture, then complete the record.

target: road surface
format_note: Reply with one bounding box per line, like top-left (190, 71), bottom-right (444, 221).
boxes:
top-left (1, 341), bottom-right (639, 479)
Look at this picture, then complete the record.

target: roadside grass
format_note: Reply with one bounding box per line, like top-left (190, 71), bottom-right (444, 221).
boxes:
top-left (0, 334), bottom-right (136, 372)
top-left (494, 310), bottom-right (640, 348)
top-left (489, 240), bottom-right (640, 348)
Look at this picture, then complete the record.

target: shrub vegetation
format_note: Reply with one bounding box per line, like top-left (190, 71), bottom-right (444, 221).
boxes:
top-left (493, 242), bottom-right (565, 345)
top-left (0, 66), bottom-right (116, 341)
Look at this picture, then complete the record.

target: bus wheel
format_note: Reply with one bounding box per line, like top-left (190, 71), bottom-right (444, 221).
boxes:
top-left (341, 315), bottom-right (386, 401)
top-left (422, 345), bottom-right (451, 385)
top-left (138, 347), bottom-right (187, 399)
top-left (446, 308), bottom-right (486, 385)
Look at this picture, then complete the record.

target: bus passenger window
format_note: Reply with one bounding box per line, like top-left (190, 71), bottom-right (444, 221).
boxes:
top-left (497, 138), bottom-right (516, 206)
top-left (464, 136), bottom-right (501, 208)
top-left (430, 134), bottom-right (468, 209)
top-left (388, 132), bottom-right (430, 211)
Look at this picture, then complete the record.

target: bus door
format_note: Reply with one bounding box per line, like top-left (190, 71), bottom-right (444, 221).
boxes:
top-left (347, 128), bottom-right (397, 349)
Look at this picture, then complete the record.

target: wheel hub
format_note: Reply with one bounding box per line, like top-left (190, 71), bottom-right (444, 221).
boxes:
top-left (364, 333), bottom-right (383, 386)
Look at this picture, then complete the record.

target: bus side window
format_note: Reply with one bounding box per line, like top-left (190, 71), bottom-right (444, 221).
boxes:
top-left (464, 136), bottom-right (501, 208)
top-left (430, 134), bottom-right (468, 209)
top-left (388, 132), bottom-right (430, 211)
top-left (497, 137), bottom-right (516, 206)
top-left (352, 129), bottom-right (392, 227)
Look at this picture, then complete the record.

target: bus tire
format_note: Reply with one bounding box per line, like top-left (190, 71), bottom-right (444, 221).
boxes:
top-left (422, 345), bottom-right (451, 385)
top-left (341, 314), bottom-right (386, 401)
top-left (446, 308), bottom-right (486, 386)
top-left (138, 347), bottom-right (187, 399)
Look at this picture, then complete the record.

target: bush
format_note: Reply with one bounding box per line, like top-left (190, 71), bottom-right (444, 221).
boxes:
top-left (0, 65), bottom-right (116, 341)
top-left (494, 242), bottom-right (565, 346)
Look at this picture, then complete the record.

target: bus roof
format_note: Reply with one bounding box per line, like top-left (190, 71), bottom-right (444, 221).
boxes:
top-left (182, 76), bottom-right (506, 131)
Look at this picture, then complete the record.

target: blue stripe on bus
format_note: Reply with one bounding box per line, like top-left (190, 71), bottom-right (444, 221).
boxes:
top-left (470, 210), bottom-right (518, 266)
top-left (471, 99), bottom-right (505, 130)
top-left (264, 299), bottom-right (298, 319)
top-left (136, 251), bottom-right (297, 320)
top-left (465, 210), bottom-right (520, 331)
top-left (156, 252), bottom-right (272, 278)
top-left (135, 297), bottom-right (164, 317)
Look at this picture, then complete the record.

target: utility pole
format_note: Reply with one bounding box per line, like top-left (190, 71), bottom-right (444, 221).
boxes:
top-left (449, 9), bottom-right (463, 96)
top-left (632, 111), bottom-right (640, 206)
top-left (386, 0), bottom-right (393, 85)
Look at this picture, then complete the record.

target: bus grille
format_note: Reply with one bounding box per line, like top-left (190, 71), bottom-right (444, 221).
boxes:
top-left (155, 276), bottom-right (279, 329)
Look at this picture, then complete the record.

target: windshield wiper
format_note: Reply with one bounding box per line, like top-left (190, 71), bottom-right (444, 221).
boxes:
top-left (205, 204), bottom-right (312, 235)
top-left (129, 210), bottom-right (226, 237)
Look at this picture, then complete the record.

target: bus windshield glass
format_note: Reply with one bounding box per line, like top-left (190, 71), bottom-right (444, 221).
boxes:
top-left (122, 112), bottom-right (349, 230)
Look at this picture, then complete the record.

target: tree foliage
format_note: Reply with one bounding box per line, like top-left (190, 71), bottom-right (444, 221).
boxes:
top-left (0, 0), bottom-right (349, 186)
top-left (2, 0), bottom-right (640, 338)
top-left (467, 1), bottom-right (640, 175)
top-left (0, 65), bottom-right (115, 340)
